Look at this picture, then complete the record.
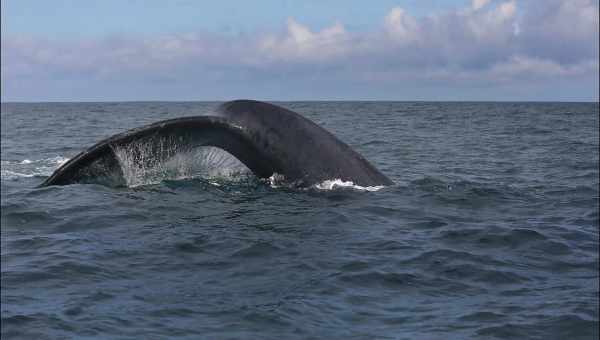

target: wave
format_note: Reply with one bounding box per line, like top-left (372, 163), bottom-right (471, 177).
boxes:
top-left (265, 173), bottom-right (386, 191)
top-left (1, 156), bottom-right (68, 167)
top-left (314, 179), bottom-right (385, 192)
top-left (1, 170), bottom-right (37, 180)
top-left (1, 156), bottom-right (69, 181)
top-left (407, 176), bottom-right (543, 205)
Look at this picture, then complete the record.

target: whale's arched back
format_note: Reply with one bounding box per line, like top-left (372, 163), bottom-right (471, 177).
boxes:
top-left (40, 100), bottom-right (393, 187)
top-left (216, 100), bottom-right (393, 186)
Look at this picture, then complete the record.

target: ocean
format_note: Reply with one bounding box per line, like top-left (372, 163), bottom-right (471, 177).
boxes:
top-left (1, 101), bottom-right (598, 339)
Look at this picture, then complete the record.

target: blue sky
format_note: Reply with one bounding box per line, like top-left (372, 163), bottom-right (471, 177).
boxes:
top-left (1, 0), bottom-right (598, 101)
top-left (2, 0), bottom-right (468, 37)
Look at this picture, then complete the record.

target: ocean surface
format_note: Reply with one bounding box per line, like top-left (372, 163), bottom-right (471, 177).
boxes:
top-left (1, 101), bottom-right (598, 339)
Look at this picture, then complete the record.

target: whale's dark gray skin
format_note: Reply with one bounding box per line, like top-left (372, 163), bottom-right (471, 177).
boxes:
top-left (40, 100), bottom-right (393, 187)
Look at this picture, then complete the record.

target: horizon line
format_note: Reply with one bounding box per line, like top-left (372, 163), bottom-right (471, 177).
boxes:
top-left (2, 99), bottom-right (599, 104)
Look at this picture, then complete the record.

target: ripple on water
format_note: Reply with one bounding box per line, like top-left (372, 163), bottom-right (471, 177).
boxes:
top-left (1, 101), bottom-right (598, 339)
top-left (437, 227), bottom-right (547, 248)
top-left (230, 242), bottom-right (284, 259)
top-left (476, 315), bottom-right (599, 339)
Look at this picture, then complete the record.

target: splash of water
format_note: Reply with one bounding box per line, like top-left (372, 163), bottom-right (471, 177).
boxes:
top-left (1, 156), bottom-right (69, 181)
top-left (314, 179), bottom-right (384, 191)
top-left (111, 138), bottom-right (250, 187)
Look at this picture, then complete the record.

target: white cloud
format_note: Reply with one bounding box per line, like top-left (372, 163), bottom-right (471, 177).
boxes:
top-left (471, 0), bottom-right (491, 11)
top-left (257, 19), bottom-right (349, 62)
top-left (489, 55), bottom-right (599, 79)
top-left (384, 7), bottom-right (418, 42)
top-left (464, 0), bottom-right (517, 40)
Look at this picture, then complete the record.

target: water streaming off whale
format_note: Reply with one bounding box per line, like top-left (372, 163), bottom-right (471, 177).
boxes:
top-left (111, 137), bottom-right (251, 187)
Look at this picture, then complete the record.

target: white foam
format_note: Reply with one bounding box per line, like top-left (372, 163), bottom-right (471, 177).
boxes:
top-left (267, 173), bottom-right (286, 188)
top-left (0, 156), bottom-right (70, 181)
top-left (1, 170), bottom-right (36, 180)
top-left (314, 179), bottom-right (385, 192)
top-left (265, 175), bottom-right (386, 191)
top-left (50, 156), bottom-right (69, 165)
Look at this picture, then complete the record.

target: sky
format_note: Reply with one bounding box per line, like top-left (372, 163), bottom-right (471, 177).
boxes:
top-left (1, 0), bottom-right (599, 102)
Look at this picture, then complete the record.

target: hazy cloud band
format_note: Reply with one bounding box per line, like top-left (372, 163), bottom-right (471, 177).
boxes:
top-left (2, 0), bottom-right (598, 101)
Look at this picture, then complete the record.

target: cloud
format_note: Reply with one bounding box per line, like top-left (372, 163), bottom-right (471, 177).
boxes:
top-left (518, 0), bottom-right (599, 64)
top-left (489, 55), bottom-right (598, 80)
top-left (471, 0), bottom-right (491, 11)
top-left (384, 7), bottom-right (418, 42)
top-left (1, 0), bottom-right (598, 100)
top-left (257, 19), bottom-right (349, 62)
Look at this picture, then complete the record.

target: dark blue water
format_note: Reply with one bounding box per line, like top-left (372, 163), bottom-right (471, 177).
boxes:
top-left (1, 102), bottom-right (599, 339)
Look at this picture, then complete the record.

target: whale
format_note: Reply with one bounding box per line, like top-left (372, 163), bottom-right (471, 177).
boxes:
top-left (40, 100), bottom-right (393, 187)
